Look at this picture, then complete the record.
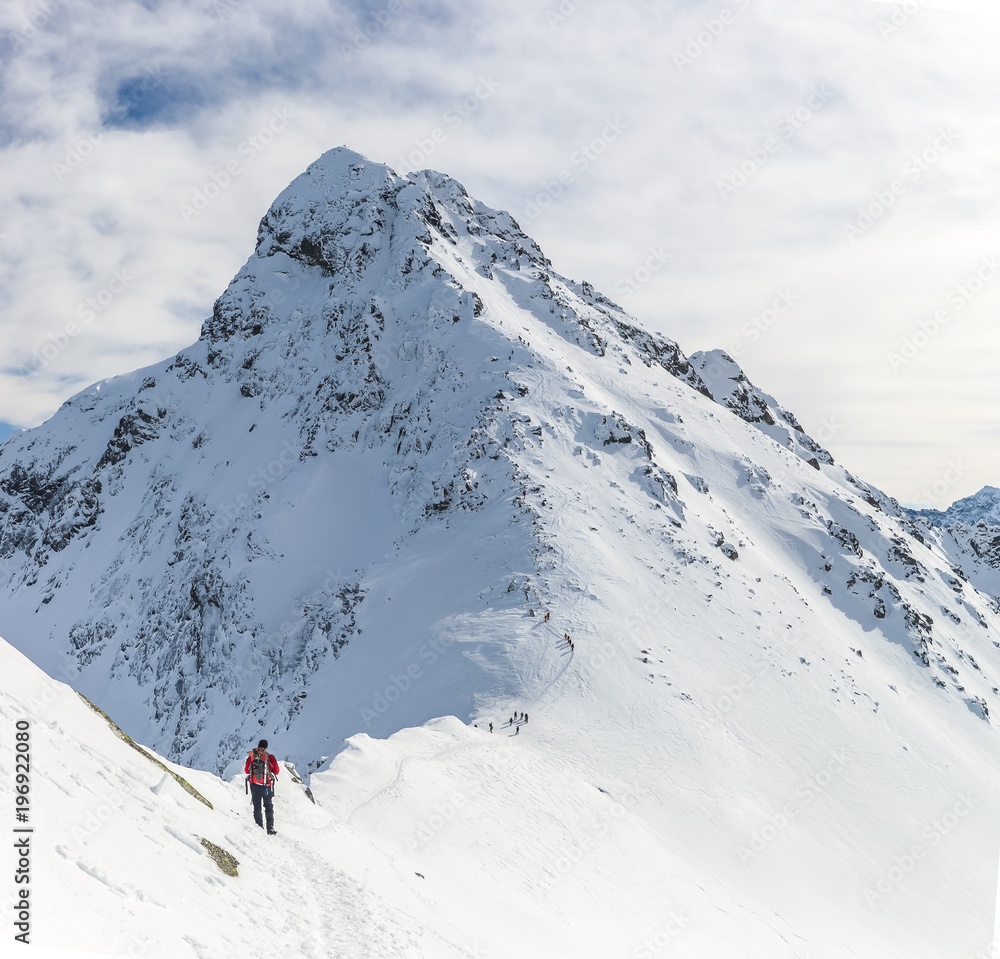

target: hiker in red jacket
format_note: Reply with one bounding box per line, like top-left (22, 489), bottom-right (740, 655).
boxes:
top-left (245, 738), bottom-right (280, 835)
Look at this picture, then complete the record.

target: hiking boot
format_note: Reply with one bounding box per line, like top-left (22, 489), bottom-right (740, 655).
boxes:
top-left (267, 828), bottom-right (277, 835)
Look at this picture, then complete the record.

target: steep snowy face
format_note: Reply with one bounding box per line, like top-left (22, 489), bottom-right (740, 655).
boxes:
top-left (10, 147), bottom-right (1000, 958)
top-left (689, 349), bottom-right (834, 470)
top-left (1, 147), bottom-right (999, 785)
top-left (0, 148), bottom-right (578, 769)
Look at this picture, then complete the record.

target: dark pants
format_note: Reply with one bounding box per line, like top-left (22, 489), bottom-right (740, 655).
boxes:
top-left (250, 781), bottom-right (274, 831)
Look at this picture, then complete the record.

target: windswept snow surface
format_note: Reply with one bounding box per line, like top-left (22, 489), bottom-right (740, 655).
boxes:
top-left (2, 148), bottom-right (1000, 956)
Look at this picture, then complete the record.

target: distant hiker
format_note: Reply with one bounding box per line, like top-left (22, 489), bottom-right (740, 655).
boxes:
top-left (524, 713), bottom-right (528, 723)
top-left (529, 609), bottom-right (535, 617)
top-left (489, 722), bottom-right (493, 733)
top-left (544, 612), bottom-right (550, 622)
top-left (515, 725), bottom-right (519, 736)
top-left (245, 739), bottom-right (280, 835)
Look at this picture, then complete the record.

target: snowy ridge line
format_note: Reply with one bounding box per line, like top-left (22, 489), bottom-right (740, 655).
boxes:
top-left (1, 147), bottom-right (1000, 954)
top-left (76, 690), bottom-right (213, 808)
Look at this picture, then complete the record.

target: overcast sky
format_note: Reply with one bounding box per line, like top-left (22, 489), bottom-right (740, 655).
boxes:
top-left (1, 0), bottom-right (998, 507)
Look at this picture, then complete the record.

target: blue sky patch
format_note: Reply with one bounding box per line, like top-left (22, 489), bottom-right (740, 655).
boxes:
top-left (104, 70), bottom-right (202, 129)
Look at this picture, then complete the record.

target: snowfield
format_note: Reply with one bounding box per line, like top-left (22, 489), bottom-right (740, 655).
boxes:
top-left (3, 148), bottom-right (1000, 957)
top-left (6, 624), bottom-right (998, 959)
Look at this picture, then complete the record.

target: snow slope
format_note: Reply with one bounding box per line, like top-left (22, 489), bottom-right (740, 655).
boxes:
top-left (0, 634), bottom-right (837, 958)
top-left (3, 148), bottom-right (1000, 956)
top-left (4, 619), bottom-right (999, 959)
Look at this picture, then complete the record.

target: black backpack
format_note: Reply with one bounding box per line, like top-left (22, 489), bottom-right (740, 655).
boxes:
top-left (249, 747), bottom-right (269, 784)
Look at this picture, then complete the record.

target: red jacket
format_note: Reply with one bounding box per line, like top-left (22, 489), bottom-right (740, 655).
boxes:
top-left (245, 749), bottom-right (280, 785)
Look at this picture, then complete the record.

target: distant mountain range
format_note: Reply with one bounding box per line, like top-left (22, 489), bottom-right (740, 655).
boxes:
top-left (909, 485), bottom-right (1000, 527)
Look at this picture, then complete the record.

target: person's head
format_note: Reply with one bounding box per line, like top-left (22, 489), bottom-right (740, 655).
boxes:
top-left (258, 739), bottom-right (268, 749)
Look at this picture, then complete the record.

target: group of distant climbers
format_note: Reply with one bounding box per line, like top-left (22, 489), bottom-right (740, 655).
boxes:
top-left (479, 611), bottom-right (577, 737)
top-left (528, 610), bottom-right (575, 651)
top-left (481, 711), bottom-right (529, 735)
top-left (242, 613), bottom-right (577, 834)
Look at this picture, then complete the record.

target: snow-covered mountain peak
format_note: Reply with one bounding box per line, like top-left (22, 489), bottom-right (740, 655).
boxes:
top-left (6, 147), bottom-right (1000, 955)
top-left (0, 145), bottom-right (996, 782)
top-left (912, 485), bottom-right (1000, 527)
top-left (905, 485), bottom-right (1000, 600)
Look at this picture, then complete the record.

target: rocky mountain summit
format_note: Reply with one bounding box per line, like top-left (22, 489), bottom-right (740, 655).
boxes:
top-left (1, 147), bottom-right (998, 784)
top-left (4, 147), bottom-right (1000, 955)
